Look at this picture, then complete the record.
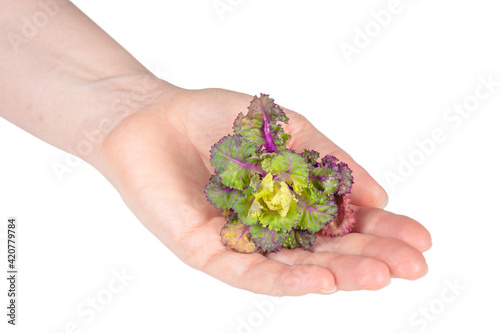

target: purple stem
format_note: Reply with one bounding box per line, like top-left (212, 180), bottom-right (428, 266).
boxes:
top-left (259, 101), bottom-right (278, 152)
top-left (237, 225), bottom-right (251, 242)
top-left (221, 153), bottom-right (265, 174)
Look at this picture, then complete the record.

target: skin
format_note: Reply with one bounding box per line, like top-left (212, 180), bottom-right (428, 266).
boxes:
top-left (0, 1), bottom-right (431, 296)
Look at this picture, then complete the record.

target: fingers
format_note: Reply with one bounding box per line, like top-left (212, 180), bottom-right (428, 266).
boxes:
top-left (308, 206), bottom-right (430, 282)
top-left (200, 250), bottom-right (337, 296)
top-left (266, 206), bottom-right (431, 291)
top-left (267, 249), bottom-right (391, 291)
top-left (351, 206), bottom-right (432, 252)
top-left (195, 217), bottom-right (428, 295)
top-left (284, 110), bottom-right (388, 208)
top-left (186, 217), bottom-right (407, 294)
top-left (167, 215), bottom-right (335, 296)
top-left (311, 233), bottom-right (428, 280)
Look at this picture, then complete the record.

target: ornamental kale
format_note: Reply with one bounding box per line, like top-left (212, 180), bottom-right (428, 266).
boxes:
top-left (205, 94), bottom-right (356, 253)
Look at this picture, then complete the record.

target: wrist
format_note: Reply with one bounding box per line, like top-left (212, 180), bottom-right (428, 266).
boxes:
top-left (84, 75), bottom-right (187, 189)
top-left (74, 74), bottom-right (153, 157)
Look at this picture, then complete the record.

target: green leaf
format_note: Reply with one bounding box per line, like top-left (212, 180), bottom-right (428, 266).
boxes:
top-left (309, 165), bottom-right (340, 196)
top-left (233, 94), bottom-right (290, 152)
top-left (337, 162), bottom-right (354, 195)
top-left (248, 171), bottom-right (262, 191)
top-left (320, 155), bottom-right (353, 195)
top-left (296, 188), bottom-right (338, 232)
top-left (263, 150), bottom-right (309, 193)
top-left (210, 135), bottom-right (262, 190)
top-left (233, 189), bottom-right (259, 225)
top-left (283, 229), bottom-right (317, 250)
top-left (221, 222), bottom-right (258, 253)
top-left (205, 174), bottom-right (243, 210)
top-left (249, 224), bottom-right (286, 253)
top-left (258, 201), bottom-right (300, 232)
top-left (300, 149), bottom-right (320, 166)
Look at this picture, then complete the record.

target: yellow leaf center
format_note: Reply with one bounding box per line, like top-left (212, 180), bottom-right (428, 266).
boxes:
top-left (251, 173), bottom-right (297, 218)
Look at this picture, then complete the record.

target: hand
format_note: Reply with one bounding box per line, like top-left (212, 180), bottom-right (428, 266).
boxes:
top-left (97, 87), bottom-right (432, 296)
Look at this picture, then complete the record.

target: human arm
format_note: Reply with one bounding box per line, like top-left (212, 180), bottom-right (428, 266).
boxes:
top-left (0, 1), bottom-right (431, 295)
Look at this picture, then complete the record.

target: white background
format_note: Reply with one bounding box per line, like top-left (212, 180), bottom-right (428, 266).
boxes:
top-left (1, 0), bottom-right (499, 332)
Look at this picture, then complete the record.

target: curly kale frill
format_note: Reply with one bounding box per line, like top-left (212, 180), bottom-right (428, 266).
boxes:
top-left (205, 94), bottom-right (356, 253)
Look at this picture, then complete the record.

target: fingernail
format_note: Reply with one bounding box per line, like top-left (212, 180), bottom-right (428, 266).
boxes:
top-left (380, 194), bottom-right (389, 209)
top-left (318, 287), bottom-right (337, 294)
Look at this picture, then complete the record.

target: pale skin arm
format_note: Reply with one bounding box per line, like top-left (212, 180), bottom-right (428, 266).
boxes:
top-left (0, 1), bottom-right (431, 295)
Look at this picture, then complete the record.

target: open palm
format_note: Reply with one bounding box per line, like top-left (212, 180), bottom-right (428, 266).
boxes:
top-left (98, 87), bottom-right (431, 296)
